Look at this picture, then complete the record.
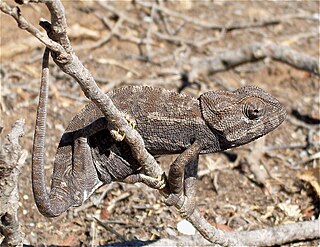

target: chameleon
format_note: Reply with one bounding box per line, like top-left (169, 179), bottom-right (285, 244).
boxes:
top-left (32, 74), bottom-right (286, 217)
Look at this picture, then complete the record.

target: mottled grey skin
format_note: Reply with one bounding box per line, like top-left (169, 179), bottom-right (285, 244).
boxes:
top-left (33, 85), bottom-right (286, 217)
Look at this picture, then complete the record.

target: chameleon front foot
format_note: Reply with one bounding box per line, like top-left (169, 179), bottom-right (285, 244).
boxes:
top-left (124, 114), bottom-right (137, 129)
top-left (164, 193), bottom-right (182, 206)
top-left (110, 114), bottom-right (137, 142)
top-left (110, 129), bottom-right (126, 141)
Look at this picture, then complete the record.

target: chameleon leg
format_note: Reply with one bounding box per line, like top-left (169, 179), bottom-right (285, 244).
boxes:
top-left (70, 137), bottom-right (101, 204)
top-left (179, 156), bottom-right (199, 217)
top-left (164, 141), bottom-right (202, 212)
top-left (49, 137), bottom-right (101, 210)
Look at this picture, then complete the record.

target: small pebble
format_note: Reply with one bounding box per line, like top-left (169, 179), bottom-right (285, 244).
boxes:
top-left (177, 219), bottom-right (196, 235)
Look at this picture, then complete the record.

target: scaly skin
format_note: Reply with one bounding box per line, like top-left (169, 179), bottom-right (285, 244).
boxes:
top-left (33, 81), bottom-right (286, 217)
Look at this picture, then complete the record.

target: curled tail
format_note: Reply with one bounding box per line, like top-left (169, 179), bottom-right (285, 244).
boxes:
top-left (32, 48), bottom-right (72, 217)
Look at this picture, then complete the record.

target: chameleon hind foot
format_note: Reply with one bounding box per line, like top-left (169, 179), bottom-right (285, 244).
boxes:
top-left (179, 196), bottom-right (196, 218)
top-left (164, 194), bottom-right (196, 218)
top-left (122, 173), bottom-right (166, 190)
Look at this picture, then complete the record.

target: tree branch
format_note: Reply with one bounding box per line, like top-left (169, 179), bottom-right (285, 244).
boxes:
top-left (0, 1), bottom-right (69, 61)
top-left (95, 220), bottom-right (320, 247)
top-left (1, 0), bottom-right (163, 180)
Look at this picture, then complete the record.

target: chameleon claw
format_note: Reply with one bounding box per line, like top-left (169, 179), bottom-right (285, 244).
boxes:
top-left (110, 129), bottom-right (126, 142)
top-left (157, 173), bottom-right (167, 189)
top-left (109, 114), bottom-right (135, 142)
top-left (124, 114), bottom-right (137, 129)
top-left (122, 173), bottom-right (166, 190)
top-left (143, 173), bottom-right (166, 190)
top-left (178, 196), bottom-right (196, 218)
top-left (147, 173), bottom-right (167, 190)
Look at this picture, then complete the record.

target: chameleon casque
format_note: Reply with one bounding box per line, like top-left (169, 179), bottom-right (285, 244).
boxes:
top-left (32, 76), bottom-right (286, 217)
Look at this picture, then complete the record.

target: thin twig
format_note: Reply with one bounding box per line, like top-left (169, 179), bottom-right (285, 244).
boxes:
top-left (97, 1), bottom-right (141, 27)
top-left (95, 58), bottom-right (141, 77)
top-left (86, 16), bottom-right (124, 50)
top-left (94, 217), bottom-right (128, 242)
top-left (0, 1), bottom-right (68, 61)
top-left (145, 3), bottom-right (156, 60)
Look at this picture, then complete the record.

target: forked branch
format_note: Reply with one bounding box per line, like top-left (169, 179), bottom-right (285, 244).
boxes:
top-left (0, 0), bottom-right (163, 179)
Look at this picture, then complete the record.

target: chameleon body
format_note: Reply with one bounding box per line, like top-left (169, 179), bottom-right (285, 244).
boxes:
top-left (32, 84), bottom-right (286, 217)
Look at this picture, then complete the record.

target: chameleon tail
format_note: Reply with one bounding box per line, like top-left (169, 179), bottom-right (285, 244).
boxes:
top-left (32, 48), bottom-right (71, 217)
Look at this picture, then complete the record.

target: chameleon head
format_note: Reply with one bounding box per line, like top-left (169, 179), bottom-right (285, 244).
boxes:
top-left (199, 85), bottom-right (287, 148)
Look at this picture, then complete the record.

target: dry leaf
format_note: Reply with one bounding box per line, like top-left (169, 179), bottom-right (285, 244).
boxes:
top-left (298, 165), bottom-right (320, 197)
top-left (213, 223), bottom-right (234, 232)
top-left (278, 201), bottom-right (301, 218)
top-left (58, 233), bottom-right (79, 246)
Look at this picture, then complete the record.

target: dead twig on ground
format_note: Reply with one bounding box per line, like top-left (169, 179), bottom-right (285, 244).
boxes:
top-left (189, 42), bottom-right (319, 80)
top-left (104, 219), bottom-right (318, 247)
top-left (78, 14), bottom-right (156, 51)
top-left (95, 58), bottom-right (141, 77)
top-left (97, 2), bottom-right (221, 52)
top-left (98, 1), bottom-right (141, 27)
top-left (94, 217), bottom-right (128, 242)
top-left (0, 119), bottom-right (27, 246)
top-left (153, 31), bottom-right (220, 48)
top-left (97, 3), bottom-right (223, 49)
top-left (86, 16), bottom-right (124, 50)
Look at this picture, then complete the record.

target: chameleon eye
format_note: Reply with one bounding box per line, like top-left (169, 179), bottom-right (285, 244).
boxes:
top-left (243, 98), bottom-right (266, 120)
